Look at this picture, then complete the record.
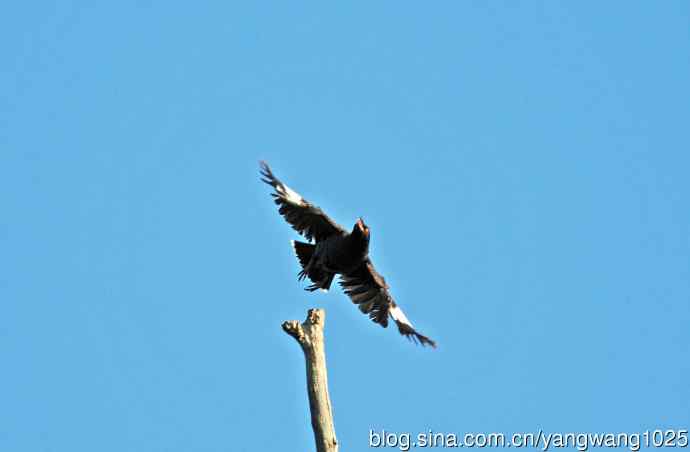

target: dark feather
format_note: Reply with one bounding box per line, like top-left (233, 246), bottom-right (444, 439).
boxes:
top-left (260, 161), bottom-right (345, 242)
top-left (339, 260), bottom-right (436, 347)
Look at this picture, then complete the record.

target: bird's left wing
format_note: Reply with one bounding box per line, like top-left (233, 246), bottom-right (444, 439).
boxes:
top-left (260, 161), bottom-right (346, 242)
top-left (339, 260), bottom-right (437, 348)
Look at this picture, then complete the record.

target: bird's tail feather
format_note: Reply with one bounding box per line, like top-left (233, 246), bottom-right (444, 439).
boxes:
top-left (292, 241), bottom-right (333, 291)
top-left (292, 240), bottom-right (315, 273)
top-left (306, 272), bottom-right (335, 292)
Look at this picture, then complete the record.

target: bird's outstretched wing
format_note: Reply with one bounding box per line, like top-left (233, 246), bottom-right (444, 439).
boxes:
top-left (260, 161), bottom-right (346, 242)
top-left (339, 260), bottom-right (437, 348)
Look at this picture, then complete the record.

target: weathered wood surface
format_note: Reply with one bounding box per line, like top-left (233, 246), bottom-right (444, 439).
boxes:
top-left (282, 309), bottom-right (339, 452)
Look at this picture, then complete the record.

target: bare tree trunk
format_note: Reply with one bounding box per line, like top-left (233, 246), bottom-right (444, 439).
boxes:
top-left (282, 309), bottom-right (339, 452)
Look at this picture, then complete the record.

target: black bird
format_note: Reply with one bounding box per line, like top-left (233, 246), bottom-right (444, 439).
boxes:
top-left (260, 161), bottom-right (436, 348)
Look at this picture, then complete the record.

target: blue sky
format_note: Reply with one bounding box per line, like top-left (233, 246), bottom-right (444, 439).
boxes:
top-left (2, 2), bottom-right (689, 451)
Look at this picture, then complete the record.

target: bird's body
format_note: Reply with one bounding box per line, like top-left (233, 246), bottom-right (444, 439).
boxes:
top-left (260, 161), bottom-right (436, 347)
top-left (296, 221), bottom-right (369, 285)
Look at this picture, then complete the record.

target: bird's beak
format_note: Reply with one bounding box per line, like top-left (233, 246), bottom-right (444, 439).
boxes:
top-left (358, 218), bottom-right (369, 236)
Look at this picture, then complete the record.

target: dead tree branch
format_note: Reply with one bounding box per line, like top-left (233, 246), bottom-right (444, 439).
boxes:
top-left (282, 309), bottom-right (339, 452)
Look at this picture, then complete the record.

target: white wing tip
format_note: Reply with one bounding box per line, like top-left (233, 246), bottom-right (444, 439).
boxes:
top-left (278, 182), bottom-right (303, 204)
top-left (389, 305), bottom-right (414, 328)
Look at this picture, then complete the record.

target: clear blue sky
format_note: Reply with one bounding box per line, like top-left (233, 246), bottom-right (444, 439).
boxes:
top-left (2, 2), bottom-right (689, 451)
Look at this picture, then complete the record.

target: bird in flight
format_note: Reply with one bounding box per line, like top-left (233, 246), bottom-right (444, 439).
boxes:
top-left (260, 161), bottom-right (436, 348)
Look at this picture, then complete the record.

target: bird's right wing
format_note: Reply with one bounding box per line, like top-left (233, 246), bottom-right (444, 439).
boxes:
top-left (339, 260), bottom-right (437, 348)
top-left (260, 161), bottom-right (346, 242)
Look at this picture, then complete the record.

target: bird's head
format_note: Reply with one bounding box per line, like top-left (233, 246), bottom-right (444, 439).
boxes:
top-left (354, 217), bottom-right (370, 240)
